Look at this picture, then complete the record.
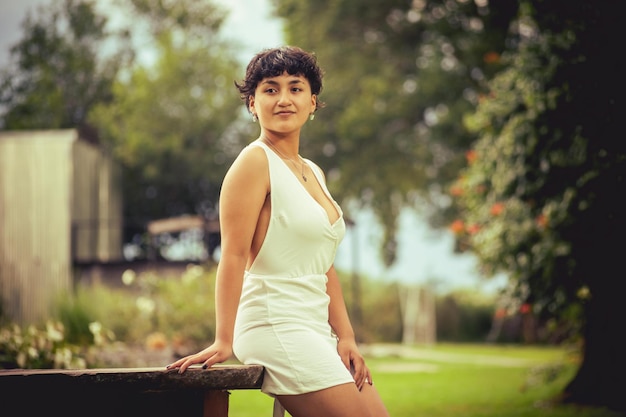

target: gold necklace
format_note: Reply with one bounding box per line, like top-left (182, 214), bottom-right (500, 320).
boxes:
top-left (263, 137), bottom-right (308, 182)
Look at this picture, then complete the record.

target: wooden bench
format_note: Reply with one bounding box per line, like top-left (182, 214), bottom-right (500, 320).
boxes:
top-left (0, 364), bottom-right (264, 417)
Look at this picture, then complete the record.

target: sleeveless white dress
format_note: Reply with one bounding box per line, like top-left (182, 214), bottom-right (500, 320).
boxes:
top-left (232, 141), bottom-right (354, 408)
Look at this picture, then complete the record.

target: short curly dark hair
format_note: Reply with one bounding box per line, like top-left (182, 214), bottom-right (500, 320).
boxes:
top-left (235, 46), bottom-right (325, 113)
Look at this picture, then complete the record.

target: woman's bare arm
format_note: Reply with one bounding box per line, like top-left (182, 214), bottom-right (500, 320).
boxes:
top-left (167, 145), bottom-right (269, 372)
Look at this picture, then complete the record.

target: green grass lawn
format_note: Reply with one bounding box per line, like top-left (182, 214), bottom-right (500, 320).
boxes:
top-left (227, 343), bottom-right (622, 417)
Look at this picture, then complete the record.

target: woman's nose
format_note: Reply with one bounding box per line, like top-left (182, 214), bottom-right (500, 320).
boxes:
top-left (277, 91), bottom-right (291, 105)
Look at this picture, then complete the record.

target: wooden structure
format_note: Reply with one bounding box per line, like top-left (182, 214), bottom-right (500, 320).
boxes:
top-left (0, 129), bottom-right (123, 324)
top-left (147, 215), bottom-right (207, 235)
top-left (146, 214), bottom-right (221, 261)
top-left (0, 364), bottom-right (264, 417)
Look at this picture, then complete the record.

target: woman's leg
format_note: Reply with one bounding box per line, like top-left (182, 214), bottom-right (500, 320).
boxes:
top-left (276, 382), bottom-right (389, 417)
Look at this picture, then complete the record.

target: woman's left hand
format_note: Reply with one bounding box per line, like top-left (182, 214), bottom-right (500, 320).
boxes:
top-left (337, 338), bottom-right (373, 391)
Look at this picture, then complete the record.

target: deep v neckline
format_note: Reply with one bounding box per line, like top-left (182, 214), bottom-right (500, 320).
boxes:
top-left (258, 141), bottom-right (341, 225)
top-left (298, 159), bottom-right (342, 226)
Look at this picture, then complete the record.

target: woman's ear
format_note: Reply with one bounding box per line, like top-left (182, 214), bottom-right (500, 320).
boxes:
top-left (248, 95), bottom-right (256, 114)
top-left (311, 94), bottom-right (317, 112)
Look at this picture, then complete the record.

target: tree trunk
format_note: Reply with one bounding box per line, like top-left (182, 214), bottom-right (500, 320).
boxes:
top-left (399, 285), bottom-right (436, 345)
top-left (562, 169), bottom-right (626, 413)
top-left (563, 284), bottom-right (626, 413)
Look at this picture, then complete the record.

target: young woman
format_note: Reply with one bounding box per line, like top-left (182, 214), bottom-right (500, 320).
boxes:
top-left (167, 46), bottom-right (389, 417)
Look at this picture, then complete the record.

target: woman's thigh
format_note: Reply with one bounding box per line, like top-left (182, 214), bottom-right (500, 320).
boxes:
top-left (276, 381), bottom-right (389, 417)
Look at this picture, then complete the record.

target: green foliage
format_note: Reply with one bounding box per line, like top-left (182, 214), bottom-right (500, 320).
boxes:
top-left (273, 0), bottom-right (519, 264)
top-left (340, 273), bottom-right (403, 343)
top-left (52, 267), bottom-right (506, 362)
top-left (0, 321), bottom-right (88, 369)
top-left (0, 287), bottom-right (117, 369)
top-left (361, 283), bottom-right (403, 343)
top-left (56, 294), bottom-right (101, 346)
top-left (89, 30), bottom-right (244, 229)
top-left (146, 265), bottom-right (217, 349)
top-left (64, 283), bottom-right (146, 344)
top-left (0, 0), bottom-right (132, 129)
top-left (1, 0), bottom-right (245, 245)
top-left (339, 272), bottom-right (506, 344)
top-left (86, 1), bottom-right (246, 236)
top-left (58, 265), bottom-right (217, 352)
top-left (436, 290), bottom-right (495, 342)
top-left (451, 1), bottom-right (625, 322)
top-left (448, 2), bottom-right (625, 408)
top-left (125, 0), bottom-right (228, 39)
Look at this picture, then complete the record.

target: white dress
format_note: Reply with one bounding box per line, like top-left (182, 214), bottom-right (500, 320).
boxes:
top-left (232, 141), bottom-right (354, 410)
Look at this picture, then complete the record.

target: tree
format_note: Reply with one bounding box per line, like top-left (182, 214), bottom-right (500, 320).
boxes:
top-left (453, 1), bottom-right (625, 411)
top-left (88, 0), bottom-right (245, 246)
top-left (0, 0), bottom-right (247, 249)
top-left (89, 32), bottom-right (244, 239)
top-left (273, 0), bottom-right (518, 350)
top-left (273, 0), bottom-right (518, 264)
top-left (275, 0), bottom-right (626, 410)
top-left (0, 0), bottom-right (132, 129)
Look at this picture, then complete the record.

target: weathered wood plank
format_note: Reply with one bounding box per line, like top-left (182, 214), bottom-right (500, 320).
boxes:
top-left (0, 365), bottom-right (264, 417)
top-left (0, 364), bottom-right (264, 391)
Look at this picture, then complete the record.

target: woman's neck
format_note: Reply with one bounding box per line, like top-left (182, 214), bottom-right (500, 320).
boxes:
top-left (260, 131), bottom-right (300, 158)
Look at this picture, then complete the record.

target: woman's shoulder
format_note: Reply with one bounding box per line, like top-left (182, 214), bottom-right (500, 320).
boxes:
top-left (236, 140), bottom-right (268, 161)
top-left (227, 140), bottom-right (269, 177)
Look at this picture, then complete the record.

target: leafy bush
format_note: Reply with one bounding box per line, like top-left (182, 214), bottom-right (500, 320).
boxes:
top-left (340, 273), bottom-right (500, 343)
top-left (338, 272), bottom-right (403, 343)
top-left (0, 320), bottom-right (110, 369)
top-left (436, 290), bottom-right (496, 342)
top-left (54, 264), bottom-right (217, 357)
top-left (42, 263), bottom-right (556, 367)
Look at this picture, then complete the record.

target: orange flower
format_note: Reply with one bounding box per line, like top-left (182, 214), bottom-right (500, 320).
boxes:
top-left (466, 223), bottom-right (481, 235)
top-left (494, 308), bottom-right (507, 319)
top-left (520, 303), bottom-right (532, 314)
top-left (490, 202), bottom-right (504, 216)
top-left (465, 150), bottom-right (477, 164)
top-left (536, 214), bottom-right (548, 228)
top-left (450, 185), bottom-right (464, 196)
top-left (484, 51), bottom-right (500, 64)
top-left (449, 219), bottom-right (465, 234)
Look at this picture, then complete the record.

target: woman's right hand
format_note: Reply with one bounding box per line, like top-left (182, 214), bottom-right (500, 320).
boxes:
top-left (166, 340), bottom-right (233, 374)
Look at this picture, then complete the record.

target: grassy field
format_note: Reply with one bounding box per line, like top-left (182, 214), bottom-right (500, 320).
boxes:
top-left (227, 343), bottom-right (622, 417)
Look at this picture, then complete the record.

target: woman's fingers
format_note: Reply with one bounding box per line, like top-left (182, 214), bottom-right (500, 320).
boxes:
top-left (202, 350), bottom-right (225, 369)
top-left (166, 357), bottom-right (187, 370)
top-left (349, 354), bottom-right (366, 390)
top-left (351, 356), bottom-right (373, 390)
top-left (178, 356), bottom-right (197, 373)
top-left (166, 348), bottom-right (217, 374)
top-left (174, 354), bottom-right (202, 374)
top-left (336, 341), bottom-right (374, 391)
top-left (366, 368), bottom-right (373, 385)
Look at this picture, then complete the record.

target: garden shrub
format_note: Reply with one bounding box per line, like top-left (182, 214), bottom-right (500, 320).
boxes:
top-left (0, 321), bottom-right (90, 369)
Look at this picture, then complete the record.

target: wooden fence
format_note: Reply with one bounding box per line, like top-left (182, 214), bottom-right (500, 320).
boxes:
top-left (0, 129), bottom-right (123, 324)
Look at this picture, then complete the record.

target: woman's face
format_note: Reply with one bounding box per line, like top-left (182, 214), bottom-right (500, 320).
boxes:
top-left (249, 71), bottom-right (316, 135)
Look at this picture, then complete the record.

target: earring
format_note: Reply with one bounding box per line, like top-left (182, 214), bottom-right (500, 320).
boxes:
top-left (309, 113), bottom-right (315, 121)
top-left (252, 114), bottom-right (258, 122)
